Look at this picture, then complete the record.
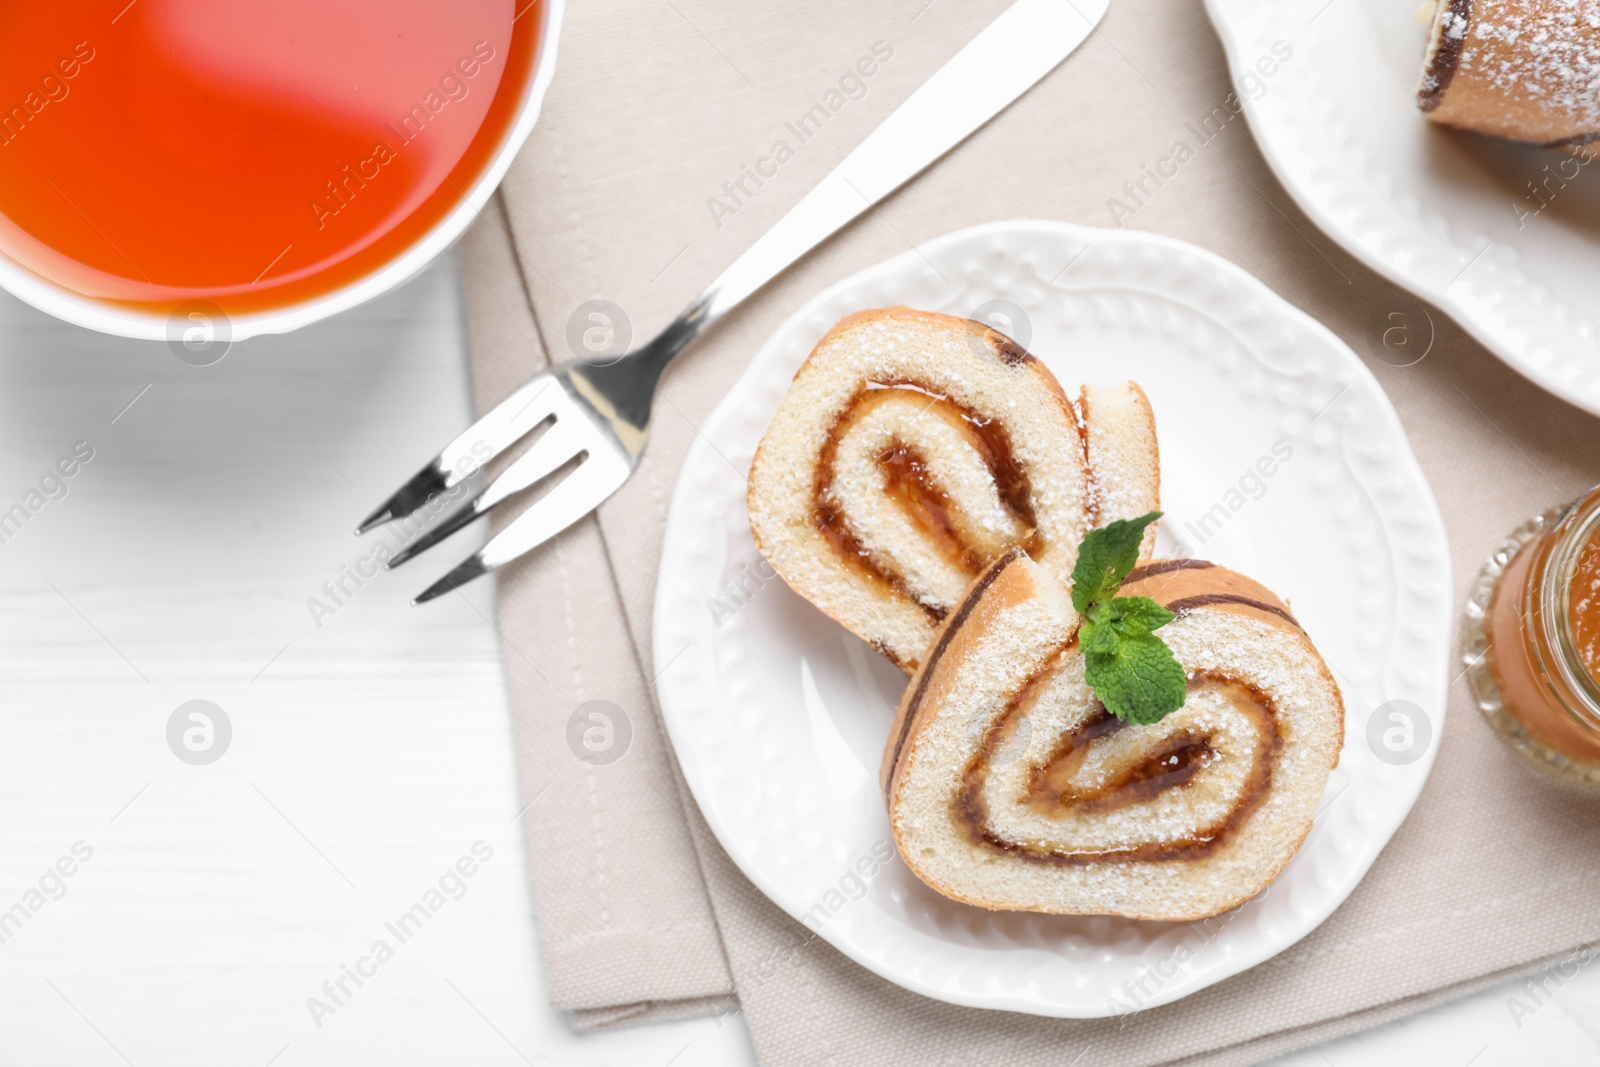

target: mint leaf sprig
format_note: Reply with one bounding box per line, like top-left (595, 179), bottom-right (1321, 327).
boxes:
top-left (1070, 511), bottom-right (1187, 725)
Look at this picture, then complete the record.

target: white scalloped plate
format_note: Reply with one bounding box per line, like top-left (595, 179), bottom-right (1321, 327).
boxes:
top-left (1206, 0), bottom-right (1600, 417)
top-left (652, 220), bottom-right (1451, 1017)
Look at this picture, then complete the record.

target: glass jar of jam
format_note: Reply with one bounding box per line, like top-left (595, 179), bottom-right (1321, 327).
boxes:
top-left (1464, 486), bottom-right (1600, 789)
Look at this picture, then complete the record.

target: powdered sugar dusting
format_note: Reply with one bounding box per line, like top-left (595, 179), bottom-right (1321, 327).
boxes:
top-left (1462, 0), bottom-right (1600, 135)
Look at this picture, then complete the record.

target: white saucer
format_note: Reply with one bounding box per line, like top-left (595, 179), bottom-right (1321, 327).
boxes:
top-left (1208, 0), bottom-right (1600, 416)
top-left (652, 220), bottom-right (1451, 1016)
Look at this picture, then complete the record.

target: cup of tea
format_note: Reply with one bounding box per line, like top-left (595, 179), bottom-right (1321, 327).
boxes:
top-left (0, 0), bottom-right (564, 342)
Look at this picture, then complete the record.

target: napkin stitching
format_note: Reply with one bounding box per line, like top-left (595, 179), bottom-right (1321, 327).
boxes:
top-left (548, 138), bottom-right (603, 300)
top-left (556, 534), bottom-right (617, 932)
top-left (641, 449), bottom-right (671, 526)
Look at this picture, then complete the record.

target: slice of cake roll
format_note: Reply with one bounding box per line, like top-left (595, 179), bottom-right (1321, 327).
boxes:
top-left (1419, 0), bottom-right (1600, 148)
top-left (747, 307), bottom-right (1159, 672)
top-left (881, 550), bottom-right (1344, 921)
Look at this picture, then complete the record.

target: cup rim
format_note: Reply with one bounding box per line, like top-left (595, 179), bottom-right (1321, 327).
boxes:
top-left (0, 0), bottom-right (566, 342)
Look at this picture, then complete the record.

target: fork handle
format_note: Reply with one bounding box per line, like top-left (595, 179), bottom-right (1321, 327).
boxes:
top-left (592, 0), bottom-right (1100, 426)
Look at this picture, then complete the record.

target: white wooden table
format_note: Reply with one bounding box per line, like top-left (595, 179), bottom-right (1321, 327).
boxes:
top-left (0, 250), bottom-right (1588, 1066)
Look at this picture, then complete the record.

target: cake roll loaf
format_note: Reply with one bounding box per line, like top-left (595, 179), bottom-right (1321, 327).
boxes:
top-left (881, 551), bottom-right (1344, 921)
top-left (1420, 0), bottom-right (1600, 148)
top-left (747, 307), bottom-right (1159, 672)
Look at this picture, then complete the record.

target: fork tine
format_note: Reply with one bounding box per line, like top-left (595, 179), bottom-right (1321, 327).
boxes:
top-left (412, 448), bottom-right (631, 604)
top-left (412, 554), bottom-right (492, 604)
top-left (356, 373), bottom-right (566, 535)
top-left (386, 416), bottom-right (587, 569)
top-left (383, 492), bottom-right (490, 571)
top-left (355, 469), bottom-right (450, 535)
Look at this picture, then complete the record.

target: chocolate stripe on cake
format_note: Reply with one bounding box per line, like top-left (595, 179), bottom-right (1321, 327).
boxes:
top-left (1165, 592), bottom-right (1301, 630)
top-left (1418, 0), bottom-right (1473, 112)
top-left (1127, 558), bottom-right (1216, 581)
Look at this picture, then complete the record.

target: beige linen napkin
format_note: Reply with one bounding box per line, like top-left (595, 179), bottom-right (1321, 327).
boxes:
top-left (465, 0), bottom-right (1600, 1059)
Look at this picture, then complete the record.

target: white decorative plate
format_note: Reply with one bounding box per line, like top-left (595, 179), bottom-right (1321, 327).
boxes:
top-left (652, 220), bottom-right (1452, 1017)
top-left (1207, 0), bottom-right (1600, 416)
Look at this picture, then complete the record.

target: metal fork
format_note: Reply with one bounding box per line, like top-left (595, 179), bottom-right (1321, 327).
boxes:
top-left (359, 0), bottom-right (1107, 603)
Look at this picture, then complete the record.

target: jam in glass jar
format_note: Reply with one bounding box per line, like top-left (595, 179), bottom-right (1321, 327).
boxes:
top-left (1464, 486), bottom-right (1600, 789)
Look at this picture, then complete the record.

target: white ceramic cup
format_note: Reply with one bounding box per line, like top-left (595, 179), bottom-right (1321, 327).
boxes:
top-left (0, 0), bottom-right (564, 343)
